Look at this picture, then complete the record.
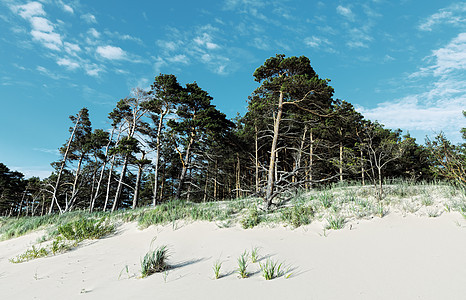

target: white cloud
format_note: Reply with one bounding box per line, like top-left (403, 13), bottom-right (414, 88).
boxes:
top-left (305, 36), bottom-right (332, 49)
top-left (62, 4), bottom-right (74, 14)
top-left (81, 13), bottom-right (97, 24)
top-left (30, 16), bottom-right (54, 32)
top-left (64, 42), bottom-right (81, 55)
top-left (167, 54), bottom-right (189, 64)
top-left (336, 5), bottom-right (355, 21)
top-left (36, 65), bottom-right (65, 80)
top-left (11, 2), bottom-right (63, 51)
top-left (431, 32), bottom-right (466, 76)
top-left (30, 30), bottom-right (62, 50)
top-left (12, 1), bottom-right (45, 19)
top-left (359, 33), bottom-right (466, 144)
top-left (85, 64), bottom-right (104, 77)
top-left (418, 3), bottom-right (466, 31)
top-left (96, 45), bottom-right (126, 60)
top-left (194, 33), bottom-right (220, 49)
top-left (57, 58), bottom-right (80, 70)
top-left (88, 28), bottom-right (100, 38)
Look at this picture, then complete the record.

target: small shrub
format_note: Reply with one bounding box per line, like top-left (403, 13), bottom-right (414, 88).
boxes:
top-left (241, 206), bottom-right (261, 229)
top-left (141, 245), bottom-right (169, 278)
top-left (237, 250), bottom-right (249, 278)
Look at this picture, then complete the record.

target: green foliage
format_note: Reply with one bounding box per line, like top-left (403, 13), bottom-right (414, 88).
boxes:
top-left (141, 245), bottom-right (169, 278)
top-left (319, 192), bottom-right (333, 209)
top-left (9, 245), bottom-right (49, 263)
top-left (212, 259), bottom-right (222, 279)
top-left (259, 258), bottom-right (285, 280)
top-left (250, 246), bottom-right (260, 263)
top-left (280, 205), bottom-right (314, 227)
top-left (240, 205), bottom-right (261, 229)
top-left (326, 215), bottom-right (346, 230)
top-left (57, 217), bottom-right (114, 241)
top-left (237, 250), bottom-right (249, 278)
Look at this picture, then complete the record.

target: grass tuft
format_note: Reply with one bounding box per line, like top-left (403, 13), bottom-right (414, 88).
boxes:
top-left (212, 259), bottom-right (222, 279)
top-left (326, 215), bottom-right (346, 230)
top-left (141, 245), bottom-right (169, 278)
top-left (259, 258), bottom-right (285, 280)
top-left (237, 250), bottom-right (249, 278)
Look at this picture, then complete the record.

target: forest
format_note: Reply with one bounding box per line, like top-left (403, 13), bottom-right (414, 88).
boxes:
top-left (1, 54), bottom-right (465, 217)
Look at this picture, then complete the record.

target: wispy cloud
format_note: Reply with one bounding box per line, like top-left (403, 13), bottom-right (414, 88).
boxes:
top-left (81, 13), bottom-right (97, 24)
top-left (36, 66), bottom-right (67, 80)
top-left (10, 1), bottom-right (63, 51)
top-left (96, 45), bottom-right (126, 60)
top-left (304, 36), bottom-right (335, 52)
top-left (57, 57), bottom-right (80, 70)
top-left (418, 2), bottom-right (466, 31)
top-left (336, 5), bottom-right (355, 21)
top-left (359, 33), bottom-right (466, 143)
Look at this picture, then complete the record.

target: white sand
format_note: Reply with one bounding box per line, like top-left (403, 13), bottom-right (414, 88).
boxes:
top-left (1, 213), bottom-right (465, 300)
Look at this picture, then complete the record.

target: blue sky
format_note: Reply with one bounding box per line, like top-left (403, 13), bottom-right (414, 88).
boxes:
top-left (0, 0), bottom-right (465, 179)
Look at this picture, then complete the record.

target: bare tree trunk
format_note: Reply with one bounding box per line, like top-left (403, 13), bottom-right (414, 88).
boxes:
top-left (66, 153), bottom-right (84, 212)
top-left (265, 91), bottom-right (284, 208)
top-left (112, 155), bottom-right (128, 212)
top-left (360, 148), bottom-right (365, 185)
top-left (90, 127), bottom-right (115, 212)
top-left (214, 159), bottom-right (218, 199)
top-left (255, 124), bottom-right (259, 193)
top-left (132, 164), bottom-right (143, 209)
top-left (339, 142), bottom-right (343, 182)
top-left (103, 154), bottom-right (115, 212)
top-left (152, 109), bottom-right (167, 206)
top-left (309, 128), bottom-right (314, 188)
top-left (49, 110), bottom-right (82, 214)
top-left (176, 133), bottom-right (194, 199)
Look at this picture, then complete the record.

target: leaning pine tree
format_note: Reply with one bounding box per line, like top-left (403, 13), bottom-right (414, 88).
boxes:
top-left (251, 54), bottom-right (334, 209)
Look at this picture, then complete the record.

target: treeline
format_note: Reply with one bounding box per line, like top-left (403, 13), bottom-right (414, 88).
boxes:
top-left (1, 54), bottom-right (464, 216)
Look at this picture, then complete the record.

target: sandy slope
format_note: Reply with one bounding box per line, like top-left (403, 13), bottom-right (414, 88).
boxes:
top-left (1, 213), bottom-right (465, 300)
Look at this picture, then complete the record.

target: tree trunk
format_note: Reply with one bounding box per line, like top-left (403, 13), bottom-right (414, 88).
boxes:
top-left (49, 110), bottom-right (82, 214)
top-left (66, 153), bottom-right (84, 212)
top-left (152, 109), bottom-right (167, 206)
top-left (255, 124), bottom-right (259, 193)
top-left (339, 142), bottom-right (343, 182)
top-left (309, 128), bottom-right (314, 188)
top-left (176, 133), bottom-right (194, 199)
top-left (265, 91), bottom-right (284, 208)
top-left (360, 148), bottom-right (365, 185)
top-left (132, 165), bottom-right (143, 209)
top-left (112, 154), bottom-right (128, 212)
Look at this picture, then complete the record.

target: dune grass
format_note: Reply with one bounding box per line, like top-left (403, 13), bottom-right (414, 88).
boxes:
top-left (1, 181), bottom-right (465, 243)
top-left (141, 245), bottom-right (169, 278)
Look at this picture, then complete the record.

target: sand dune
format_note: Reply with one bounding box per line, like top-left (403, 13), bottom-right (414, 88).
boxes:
top-left (1, 212), bottom-right (465, 300)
